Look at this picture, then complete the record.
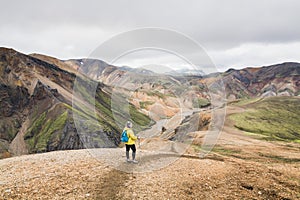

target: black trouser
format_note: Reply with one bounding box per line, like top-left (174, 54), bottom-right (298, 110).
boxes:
top-left (125, 144), bottom-right (136, 160)
top-left (125, 144), bottom-right (136, 152)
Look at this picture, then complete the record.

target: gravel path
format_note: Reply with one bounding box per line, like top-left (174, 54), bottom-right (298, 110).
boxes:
top-left (1, 145), bottom-right (299, 199)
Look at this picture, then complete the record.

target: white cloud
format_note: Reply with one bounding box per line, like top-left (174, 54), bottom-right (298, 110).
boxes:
top-left (209, 42), bottom-right (300, 71)
top-left (0, 0), bottom-right (300, 69)
top-left (0, 24), bottom-right (115, 59)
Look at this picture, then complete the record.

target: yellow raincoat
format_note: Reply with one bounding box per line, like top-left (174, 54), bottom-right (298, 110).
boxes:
top-left (124, 127), bottom-right (137, 145)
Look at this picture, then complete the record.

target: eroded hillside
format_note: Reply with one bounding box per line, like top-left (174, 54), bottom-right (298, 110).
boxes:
top-left (0, 48), bottom-right (151, 158)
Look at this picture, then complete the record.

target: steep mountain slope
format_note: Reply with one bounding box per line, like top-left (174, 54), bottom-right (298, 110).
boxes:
top-left (204, 62), bottom-right (300, 100)
top-left (0, 48), bottom-right (151, 158)
top-left (0, 47), bottom-right (78, 157)
top-left (51, 57), bottom-right (210, 122)
top-left (64, 59), bottom-right (122, 85)
top-left (30, 53), bottom-right (79, 75)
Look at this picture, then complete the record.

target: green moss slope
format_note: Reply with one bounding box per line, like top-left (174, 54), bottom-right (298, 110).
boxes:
top-left (25, 109), bottom-right (68, 152)
top-left (230, 97), bottom-right (300, 143)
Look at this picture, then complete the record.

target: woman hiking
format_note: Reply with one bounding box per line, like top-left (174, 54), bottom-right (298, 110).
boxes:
top-left (123, 121), bottom-right (139, 163)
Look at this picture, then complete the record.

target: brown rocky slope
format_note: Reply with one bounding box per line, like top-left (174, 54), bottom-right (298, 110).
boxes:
top-left (0, 48), bottom-right (151, 158)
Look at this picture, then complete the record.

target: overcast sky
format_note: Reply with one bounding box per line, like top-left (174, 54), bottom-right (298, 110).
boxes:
top-left (1, 0), bottom-right (300, 71)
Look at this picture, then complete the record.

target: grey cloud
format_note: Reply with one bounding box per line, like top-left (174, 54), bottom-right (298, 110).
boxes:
top-left (0, 0), bottom-right (300, 68)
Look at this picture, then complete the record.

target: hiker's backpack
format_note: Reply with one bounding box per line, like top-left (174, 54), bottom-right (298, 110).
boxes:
top-left (120, 130), bottom-right (129, 142)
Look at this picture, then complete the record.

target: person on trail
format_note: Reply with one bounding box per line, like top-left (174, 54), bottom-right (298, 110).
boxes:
top-left (124, 121), bottom-right (139, 163)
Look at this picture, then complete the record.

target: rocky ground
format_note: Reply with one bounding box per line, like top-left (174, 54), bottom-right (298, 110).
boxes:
top-left (0, 106), bottom-right (300, 200)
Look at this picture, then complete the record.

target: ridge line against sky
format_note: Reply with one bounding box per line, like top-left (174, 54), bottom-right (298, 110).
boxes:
top-left (1, 0), bottom-right (300, 71)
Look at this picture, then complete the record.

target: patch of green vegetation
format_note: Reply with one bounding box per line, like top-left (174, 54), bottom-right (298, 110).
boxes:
top-left (164, 92), bottom-right (176, 98)
top-left (95, 90), bottom-right (130, 133)
top-left (191, 144), bottom-right (202, 152)
top-left (235, 91), bottom-right (250, 99)
top-left (193, 98), bottom-right (211, 108)
top-left (25, 111), bottom-right (68, 152)
top-left (229, 98), bottom-right (261, 106)
top-left (258, 152), bottom-right (300, 163)
top-left (189, 84), bottom-right (207, 92)
top-left (192, 145), bottom-right (242, 156)
top-left (95, 91), bottom-right (113, 119)
top-left (129, 104), bottom-right (152, 130)
top-left (65, 101), bottom-right (117, 137)
top-left (74, 78), bottom-right (95, 106)
top-left (145, 90), bottom-right (166, 99)
top-left (97, 88), bottom-right (150, 133)
top-left (212, 146), bottom-right (242, 155)
top-left (24, 112), bottom-right (47, 139)
top-left (230, 97), bottom-right (300, 143)
top-left (63, 103), bottom-right (92, 120)
top-left (71, 82), bottom-right (119, 134)
top-left (98, 90), bottom-right (154, 132)
top-left (64, 103), bottom-right (106, 131)
top-left (139, 101), bottom-right (154, 109)
top-left (242, 131), bottom-right (271, 140)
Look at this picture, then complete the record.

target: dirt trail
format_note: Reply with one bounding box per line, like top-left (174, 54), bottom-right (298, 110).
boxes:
top-left (1, 146), bottom-right (299, 199)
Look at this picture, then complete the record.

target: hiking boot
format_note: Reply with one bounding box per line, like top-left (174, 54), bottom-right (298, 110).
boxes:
top-left (126, 159), bottom-right (131, 163)
top-left (132, 160), bottom-right (138, 164)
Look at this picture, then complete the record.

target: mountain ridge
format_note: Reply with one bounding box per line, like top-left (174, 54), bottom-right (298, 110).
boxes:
top-left (0, 47), bottom-right (152, 158)
top-left (44, 53), bottom-right (300, 99)
top-left (0, 47), bottom-right (299, 159)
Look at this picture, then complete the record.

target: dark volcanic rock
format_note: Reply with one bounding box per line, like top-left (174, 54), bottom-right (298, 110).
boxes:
top-left (0, 85), bottom-right (29, 117)
top-left (0, 48), bottom-right (122, 157)
top-left (221, 62), bottom-right (300, 99)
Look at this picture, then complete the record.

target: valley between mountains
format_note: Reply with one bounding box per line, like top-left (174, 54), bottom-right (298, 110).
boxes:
top-left (0, 47), bottom-right (299, 199)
